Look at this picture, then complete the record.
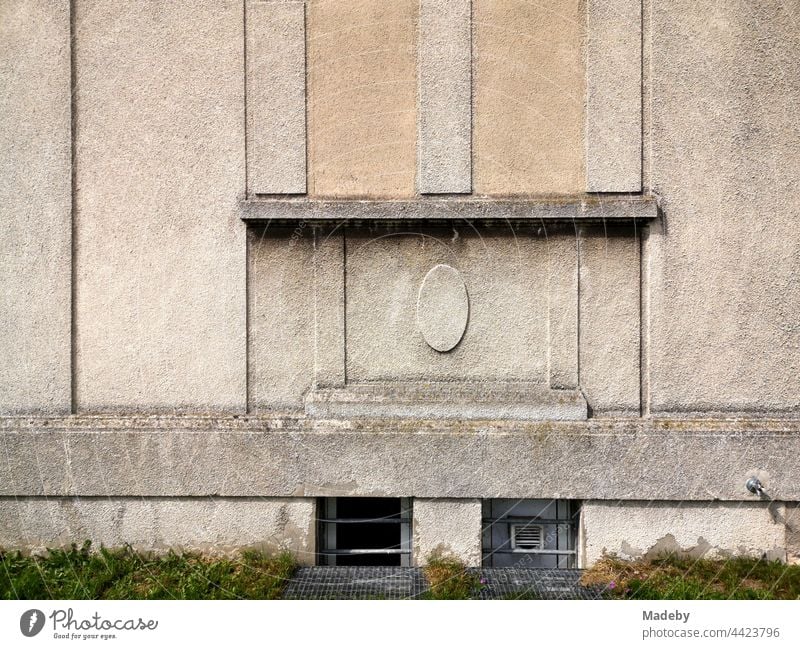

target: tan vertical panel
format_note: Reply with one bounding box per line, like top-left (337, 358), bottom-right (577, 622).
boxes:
top-left (307, 0), bottom-right (417, 198)
top-left (548, 235), bottom-right (579, 389)
top-left (418, 0), bottom-right (472, 194)
top-left (473, 0), bottom-right (584, 195)
top-left (0, 0), bottom-right (71, 414)
top-left (586, 0), bottom-right (642, 192)
top-left (246, 0), bottom-right (307, 194)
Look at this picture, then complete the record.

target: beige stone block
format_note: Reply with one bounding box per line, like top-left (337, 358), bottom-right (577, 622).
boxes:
top-left (307, 0), bottom-right (417, 198)
top-left (413, 498), bottom-right (482, 567)
top-left (248, 228), bottom-right (315, 412)
top-left (73, 0), bottom-right (246, 412)
top-left (0, 0), bottom-right (71, 414)
top-left (582, 501), bottom-right (788, 566)
top-left (473, 0), bottom-right (584, 195)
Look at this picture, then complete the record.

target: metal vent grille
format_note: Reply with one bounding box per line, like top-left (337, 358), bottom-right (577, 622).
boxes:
top-left (511, 524), bottom-right (543, 550)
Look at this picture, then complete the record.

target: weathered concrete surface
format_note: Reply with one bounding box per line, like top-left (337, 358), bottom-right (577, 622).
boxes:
top-left (579, 226), bottom-right (641, 416)
top-left (73, 0), bottom-right (246, 412)
top-left (0, 497), bottom-right (316, 563)
top-left (305, 383), bottom-right (587, 421)
top-left (0, 0), bottom-right (71, 414)
top-left (345, 227), bottom-right (549, 383)
top-left (307, 0), bottom-right (417, 197)
top-left (647, 1), bottom-right (800, 414)
top-left (2, 417), bottom-right (799, 501)
top-left (418, 0), bottom-right (472, 194)
top-left (248, 228), bottom-right (314, 412)
top-left (473, 0), bottom-right (584, 194)
top-left (581, 501), bottom-right (788, 566)
top-left (785, 502), bottom-right (800, 564)
top-left (586, 0), bottom-right (642, 192)
top-left (413, 499), bottom-right (482, 567)
top-left (240, 195), bottom-right (659, 223)
top-left (416, 264), bottom-right (469, 352)
top-left (246, 0), bottom-right (307, 195)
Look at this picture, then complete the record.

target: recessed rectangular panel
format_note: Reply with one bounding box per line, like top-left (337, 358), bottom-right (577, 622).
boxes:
top-left (248, 228), bottom-right (315, 412)
top-left (345, 226), bottom-right (550, 384)
top-left (586, 0), bottom-right (642, 192)
top-left (579, 226), bottom-right (641, 415)
top-left (246, 0), bottom-right (307, 194)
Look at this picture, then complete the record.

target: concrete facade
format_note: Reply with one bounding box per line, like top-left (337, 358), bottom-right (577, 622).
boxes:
top-left (1, 1), bottom-right (798, 568)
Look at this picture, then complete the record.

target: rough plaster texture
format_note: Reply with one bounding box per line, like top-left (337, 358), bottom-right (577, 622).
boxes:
top-left (73, 0), bottom-right (246, 412)
top-left (473, 0), bottom-right (584, 195)
top-left (248, 228), bottom-right (314, 412)
top-left (579, 226), bottom-right (641, 415)
top-left (345, 227), bottom-right (550, 383)
top-left (240, 196), bottom-right (659, 223)
top-left (647, 0), bottom-right (800, 414)
top-left (785, 503), bottom-right (800, 564)
top-left (586, 0), bottom-right (642, 192)
top-left (416, 264), bottom-right (469, 352)
top-left (548, 236), bottom-right (579, 389)
top-left (581, 501), bottom-right (788, 566)
top-left (0, 0), bottom-right (71, 414)
top-left (413, 499), bottom-right (482, 567)
top-left (307, 0), bottom-right (417, 198)
top-left (0, 497), bottom-right (316, 563)
top-left (246, 0), bottom-right (307, 195)
top-left (2, 417), bottom-right (800, 502)
top-left (418, 0), bottom-right (472, 194)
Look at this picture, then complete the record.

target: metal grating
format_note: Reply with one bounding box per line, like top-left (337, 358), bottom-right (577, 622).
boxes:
top-left (282, 567), bottom-right (426, 599)
top-left (477, 568), bottom-right (602, 600)
top-left (280, 567), bottom-right (602, 600)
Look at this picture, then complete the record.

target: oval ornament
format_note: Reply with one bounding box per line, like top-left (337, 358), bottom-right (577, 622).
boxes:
top-left (416, 264), bottom-right (469, 352)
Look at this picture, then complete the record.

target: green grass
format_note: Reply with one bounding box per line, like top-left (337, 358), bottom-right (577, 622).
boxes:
top-left (422, 553), bottom-right (484, 600)
top-left (1, 541), bottom-right (297, 600)
top-left (582, 554), bottom-right (800, 600)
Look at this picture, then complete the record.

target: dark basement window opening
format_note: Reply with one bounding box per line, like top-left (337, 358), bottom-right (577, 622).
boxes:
top-left (317, 497), bottom-right (412, 566)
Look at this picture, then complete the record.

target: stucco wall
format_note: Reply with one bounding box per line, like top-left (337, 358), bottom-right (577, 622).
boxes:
top-left (1, 1), bottom-right (798, 558)
top-left (581, 501), bottom-right (789, 566)
top-left (0, 497), bottom-right (316, 563)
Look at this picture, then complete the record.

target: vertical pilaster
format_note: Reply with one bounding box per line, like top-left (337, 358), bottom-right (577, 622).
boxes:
top-left (586, 0), bottom-right (642, 192)
top-left (418, 0), bottom-right (472, 194)
top-left (313, 227), bottom-right (346, 388)
top-left (548, 235), bottom-right (580, 390)
top-left (246, 0), bottom-right (307, 195)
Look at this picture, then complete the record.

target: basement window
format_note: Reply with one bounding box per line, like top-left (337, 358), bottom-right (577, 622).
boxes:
top-left (317, 497), bottom-right (412, 566)
top-left (482, 499), bottom-right (579, 568)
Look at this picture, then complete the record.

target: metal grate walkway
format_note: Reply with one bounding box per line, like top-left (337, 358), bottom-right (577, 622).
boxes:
top-left (281, 566), bottom-right (603, 600)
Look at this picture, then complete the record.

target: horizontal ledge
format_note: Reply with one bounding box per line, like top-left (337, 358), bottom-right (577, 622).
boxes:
top-left (239, 195), bottom-right (659, 224)
top-left (306, 383), bottom-right (587, 421)
top-left (1, 416), bottom-right (799, 500)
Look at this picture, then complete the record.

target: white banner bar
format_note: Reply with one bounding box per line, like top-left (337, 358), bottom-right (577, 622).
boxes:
top-left (2, 600), bottom-right (799, 648)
